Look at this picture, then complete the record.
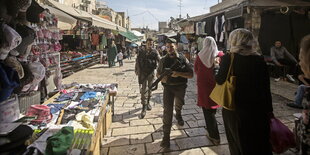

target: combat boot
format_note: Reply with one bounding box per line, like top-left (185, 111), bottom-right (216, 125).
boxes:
top-left (140, 105), bottom-right (147, 119)
top-left (146, 98), bottom-right (152, 110)
top-left (176, 113), bottom-right (184, 126)
top-left (160, 134), bottom-right (170, 148)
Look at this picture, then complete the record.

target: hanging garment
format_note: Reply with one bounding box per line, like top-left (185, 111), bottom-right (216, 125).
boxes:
top-left (220, 15), bottom-right (226, 42)
top-left (214, 16), bottom-right (219, 41)
top-left (202, 21), bottom-right (206, 34)
top-left (0, 63), bottom-right (20, 103)
top-left (0, 24), bottom-right (22, 60)
top-left (101, 35), bottom-right (107, 47)
top-left (197, 37), bottom-right (204, 51)
top-left (91, 33), bottom-right (100, 46)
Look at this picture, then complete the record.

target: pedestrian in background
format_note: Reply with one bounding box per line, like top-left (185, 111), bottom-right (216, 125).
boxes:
top-left (107, 40), bottom-right (117, 67)
top-left (135, 38), bottom-right (160, 118)
top-left (215, 28), bottom-right (273, 155)
top-left (117, 51), bottom-right (123, 67)
top-left (194, 36), bottom-right (220, 145)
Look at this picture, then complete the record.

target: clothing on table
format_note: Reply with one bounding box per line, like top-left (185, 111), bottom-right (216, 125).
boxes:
top-left (81, 99), bottom-right (98, 109)
top-left (45, 126), bottom-right (74, 155)
top-left (80, 92), bottom-right (97, 100)
top-left (61, 109), bottom-right (83, 124)
top-left (56, 92), bottom-right (75, 102)
top-left (47, 104), bottom-right (65, 114)
top-left (215, 53), bottom-right (273, 154)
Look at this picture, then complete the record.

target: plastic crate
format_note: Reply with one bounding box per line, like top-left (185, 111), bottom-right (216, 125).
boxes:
top-left (18, 91), bottom-right (41, 114)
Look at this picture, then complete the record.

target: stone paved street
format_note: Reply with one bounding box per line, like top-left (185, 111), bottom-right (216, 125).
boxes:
top-left (63, 58), bottom-right (300, 155)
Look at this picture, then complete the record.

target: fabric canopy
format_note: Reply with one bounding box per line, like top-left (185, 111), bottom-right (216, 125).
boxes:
top-left (90, 14), bottom-right (118, 30)
top-left (119, 31), bottom-right (139, 41)
top-left (47, 0), bottom-right (92, 21)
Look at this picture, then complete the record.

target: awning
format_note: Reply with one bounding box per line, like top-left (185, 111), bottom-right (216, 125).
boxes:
top-left (47, 0), bottom-right (128, 31)
top-left (47, 0), bottom-right (92, 21)
top-left (90, 14), bottom-right (118, 30)
top-left (42, 5), bottom-right (77, 30)
top-left (119, 31), bottom-right (139, 41)
top-left (248, 0), bottom-right (310, 7)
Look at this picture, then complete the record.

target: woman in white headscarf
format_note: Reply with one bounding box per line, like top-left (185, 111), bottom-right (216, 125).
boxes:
top-left (215, 28), bottom-right (273, 155)
top-left (194, 36), bottom-right (221, 145)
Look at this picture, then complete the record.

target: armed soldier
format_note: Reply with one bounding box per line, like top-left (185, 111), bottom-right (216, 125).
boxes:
top-left (135, 38), bottom-right (160, 119)
top-left (157, 38), bottom-right (193, 148)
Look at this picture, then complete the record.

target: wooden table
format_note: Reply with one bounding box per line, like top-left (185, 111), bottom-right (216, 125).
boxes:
top-left (42, 91), bottom-right (114, 155)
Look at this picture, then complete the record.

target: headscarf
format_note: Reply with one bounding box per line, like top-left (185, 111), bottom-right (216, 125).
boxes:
top-left (198, 36), bottom-right (219, 68)
top-left (228, 28), bottom-right (260, 56)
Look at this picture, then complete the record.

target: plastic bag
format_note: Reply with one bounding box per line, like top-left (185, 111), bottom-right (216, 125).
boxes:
top-left (270, 116), bottom-right (296, 153)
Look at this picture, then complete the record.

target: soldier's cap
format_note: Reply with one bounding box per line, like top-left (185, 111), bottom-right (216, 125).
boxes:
top-left (165, 38), bottom-right (177, 43)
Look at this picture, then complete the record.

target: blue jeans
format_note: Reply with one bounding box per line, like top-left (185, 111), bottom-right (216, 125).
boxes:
top-left (295, 84), bottom-right (309, 106)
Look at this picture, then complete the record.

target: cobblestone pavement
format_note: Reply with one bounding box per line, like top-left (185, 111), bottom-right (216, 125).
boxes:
top-left (63, 58), bottom-right (301, 155)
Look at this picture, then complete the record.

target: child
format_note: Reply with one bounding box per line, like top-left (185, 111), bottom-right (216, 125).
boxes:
top-left (117, 51), bottom-right (123, 67)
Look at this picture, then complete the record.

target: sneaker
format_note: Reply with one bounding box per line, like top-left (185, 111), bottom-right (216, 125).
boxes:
top-left (206, 134), bottom-right (221, 145)
top-left (286, 74), bottom-right (295, 82)
top-left (286, 103), bottom-right (303, 109)
top-left (274, 78), bottom-right (280, 82)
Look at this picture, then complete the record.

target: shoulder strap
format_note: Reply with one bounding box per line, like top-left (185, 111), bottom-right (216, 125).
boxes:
top-left (226, 53), bottom-right (234, 80)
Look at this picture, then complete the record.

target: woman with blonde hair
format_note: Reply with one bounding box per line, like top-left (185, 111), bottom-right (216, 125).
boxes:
top-left (298, 34), bottom-right (310, 155)
top-left (215, 28), bottom-right (273, 155)
top-left (194, 36), bottom-right (220, 145)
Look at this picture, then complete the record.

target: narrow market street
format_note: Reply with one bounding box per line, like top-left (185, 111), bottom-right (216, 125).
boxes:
top-left (63, 58), bottom-right (300, 155)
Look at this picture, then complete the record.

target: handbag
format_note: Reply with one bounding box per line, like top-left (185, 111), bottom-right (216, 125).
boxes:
top-left (210, 53), bottom-right (236, 110)
top-left (269, 114), bottom-right (296, 153)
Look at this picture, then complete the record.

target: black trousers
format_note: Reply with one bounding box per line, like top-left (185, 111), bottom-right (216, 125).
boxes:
top-left (202, 108), bottom-right (220, 140)
top-left (162, 84), bottom-right (186, 136)
top-left (223, 108), bottom-right (272, 155)
top-left (275, 59), bottom-right (297, 78)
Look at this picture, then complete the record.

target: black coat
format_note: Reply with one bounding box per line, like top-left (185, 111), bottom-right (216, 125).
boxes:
top-left (215, 53), bottom-right (273, 154)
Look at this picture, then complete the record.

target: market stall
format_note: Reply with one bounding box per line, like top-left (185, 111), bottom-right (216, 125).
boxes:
top-left (1, 83), bottom-right (117, 154)
top-left (0, 1), bottom-right (118, 154)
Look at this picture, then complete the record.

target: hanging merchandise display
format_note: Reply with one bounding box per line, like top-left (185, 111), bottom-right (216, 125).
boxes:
top-left (0, 0), bottom-right (63, 121)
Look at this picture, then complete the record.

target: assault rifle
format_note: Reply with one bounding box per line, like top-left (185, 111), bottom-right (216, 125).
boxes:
top-left (145, 59), bottom-right (183, 94)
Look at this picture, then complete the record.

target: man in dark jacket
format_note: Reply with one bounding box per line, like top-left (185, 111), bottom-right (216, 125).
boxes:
top-left (157, 38), bottom-right (193, 148)
top-left (135, 38), bottom-right (160, 118)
